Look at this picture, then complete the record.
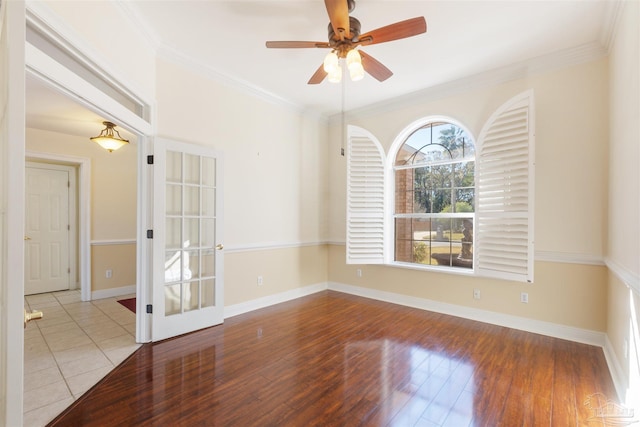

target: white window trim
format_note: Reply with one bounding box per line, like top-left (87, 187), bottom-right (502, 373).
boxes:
top-left (386, 116), bottom-right (476, 269)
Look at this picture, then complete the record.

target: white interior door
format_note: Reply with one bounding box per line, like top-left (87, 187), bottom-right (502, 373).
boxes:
top-left (1, 1), bottom-right (26, 424)
top-left (152, 138), bottom-right (224, 341)
top-left (24, 164), bottom-right (72, 295)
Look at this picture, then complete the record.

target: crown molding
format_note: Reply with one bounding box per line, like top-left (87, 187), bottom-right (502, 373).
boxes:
top-left (599, 0), bottom-right (625, 52)
top-left (112, 0), bottom-right (162, 53)
top-left (330, 41), bottom-right (608, 124)
top-left (156, 45), bottom-right (327, 123)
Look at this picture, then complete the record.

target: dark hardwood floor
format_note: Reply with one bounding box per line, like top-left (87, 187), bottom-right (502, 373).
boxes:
top-left (48, 290), bottom-right (619, 426)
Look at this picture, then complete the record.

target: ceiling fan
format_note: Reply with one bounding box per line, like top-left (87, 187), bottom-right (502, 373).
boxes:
top-left (265, 0), bottom-right (427, 84)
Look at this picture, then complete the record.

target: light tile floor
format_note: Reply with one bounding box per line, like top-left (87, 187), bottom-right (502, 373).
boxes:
top-left (23, 290), bottom-right (141, 427)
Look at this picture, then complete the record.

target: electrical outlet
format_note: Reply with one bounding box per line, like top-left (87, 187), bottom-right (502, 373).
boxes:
top-left (257, 276), bottom-right (263, 286)
top-left (520, 292), bottom-right (529, 303)
top-left (473, 289), bottom-right (481, 300)
top-left (356, 268), bottom-right (362, 278)
top-left (105, 269), bottom-right (112, 279)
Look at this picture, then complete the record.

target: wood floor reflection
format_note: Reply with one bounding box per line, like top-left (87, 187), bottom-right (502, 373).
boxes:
top-left (48, 291), bottom-right (618, 426)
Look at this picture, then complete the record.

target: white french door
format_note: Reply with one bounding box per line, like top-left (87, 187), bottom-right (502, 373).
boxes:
top-left (152, 138), bottom-right (224, 341)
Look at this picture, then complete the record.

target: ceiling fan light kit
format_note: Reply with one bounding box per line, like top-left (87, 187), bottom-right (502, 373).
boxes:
top-left (346, 49), bottom-right (365, 81)
top-left (328, 64), bottom-right (343, 83)
top-left (265, 0), bottom-right (427, 85)
top-left (323, 51), bottom-right (340, 74)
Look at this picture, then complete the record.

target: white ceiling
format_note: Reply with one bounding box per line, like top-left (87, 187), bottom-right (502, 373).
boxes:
top-left (26, 0), bottom-right (616, 137)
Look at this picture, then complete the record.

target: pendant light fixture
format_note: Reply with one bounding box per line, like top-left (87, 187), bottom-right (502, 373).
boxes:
top-left (90, 121), bottom-right (129, 152)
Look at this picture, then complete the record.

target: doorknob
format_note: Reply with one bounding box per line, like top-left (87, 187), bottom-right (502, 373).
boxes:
top-left (24, 309), bottom-right (43, 328)
top-left (24, 236), bottom-right (31, 241)
top-left (216, 244), bottom-right (224, 250)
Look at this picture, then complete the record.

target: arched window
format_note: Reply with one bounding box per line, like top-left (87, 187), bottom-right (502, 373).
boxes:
top-left (393, 120), bottom-right (475, 269)
top-left (346, 90), bottom-right (535, 282)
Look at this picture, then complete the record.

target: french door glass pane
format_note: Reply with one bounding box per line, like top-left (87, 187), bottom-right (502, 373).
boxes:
top-left (185, 281), bottom-right (199, 312)
top-left (166, 218), bottom-right (181, 249)
top-left (184, 250), bottom-right (199, 279)
top-left (201, 188), bottom-right (215, 216)
top-left (202, 279), bottom-right (215, 308)
top-left (184, 186), bottom-right (199, 216)
top-left (165, 283), bottom-right (181, 316)
top-left (166, 184), bottom-right (182, 215)
top-left (165, 250), bottom-right (182, 282)
top-left (201, 249), bottom-right (215, 276)
top-left (184, 154), bottom-right (200, 185)
top-left (202, 157), bottom-right (216, 186)
top-left (166, 151), bottom-right (182, 183)
top-left (201, 219), bottom-right (215, 247)
top-left (184, 218), bottom-right (199, 248)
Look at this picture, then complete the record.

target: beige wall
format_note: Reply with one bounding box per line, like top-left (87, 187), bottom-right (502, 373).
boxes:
top-left (606, 0), bottom-right (640, 408)
top-left (226, 245), bottom-right (328, 306)
top-left (91, 243), bottom-right (136, 291)
top-left (329, 245), bottom-right (607, 331)
top-left (329, 59), bottom-right (609, 257)
top-left (156, 58), bottom-right (329, 247)
top-left (155, 57), bottom-right (329, 305)
top-left (327, 59), bottom-right (610, 331)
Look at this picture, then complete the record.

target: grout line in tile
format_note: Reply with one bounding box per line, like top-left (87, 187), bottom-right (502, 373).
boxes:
top-left (24, 290), bottom-right (139, 426)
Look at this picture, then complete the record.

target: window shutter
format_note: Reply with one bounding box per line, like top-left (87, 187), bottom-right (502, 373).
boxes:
top-left (346, 126), bottom-right (386, 264)
top-left (475, 90), bottom-right (535, 282)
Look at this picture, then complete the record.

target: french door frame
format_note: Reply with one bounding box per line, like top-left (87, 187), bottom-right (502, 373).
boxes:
top-left (24, 4), bottom-right (155, 345)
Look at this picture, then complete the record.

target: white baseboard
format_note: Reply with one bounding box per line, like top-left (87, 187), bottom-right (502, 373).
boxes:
top-left (224, 282), bottom-right (328, 319)
top-left (603, 334), bottom-right (627, 402)
top-left (91, 284), bottom-right (136, 300)
top-left (327, 282), bottom-right (606, 347)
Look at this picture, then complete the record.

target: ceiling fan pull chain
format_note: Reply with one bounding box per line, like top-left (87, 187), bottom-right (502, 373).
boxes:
top-left (341, 76), bottom-right (345, 156)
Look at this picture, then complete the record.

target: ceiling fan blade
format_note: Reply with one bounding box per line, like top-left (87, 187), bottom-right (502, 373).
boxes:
top-left (308, 64), bottom-right (328, 85)
top-left (358, 17), bottom-right (426, 46)
top-left (266, 41), bottom-right (331, 49)
top-left (359, 50), bottom-right (393, 82)
top-left (324, 0), bottom-right (351, 40)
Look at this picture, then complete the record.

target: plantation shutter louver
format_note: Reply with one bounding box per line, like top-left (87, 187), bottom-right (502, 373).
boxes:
top-left (476, 90), bottom-right (535, 282)
top-left (346, 126), bottom-right (386, 264)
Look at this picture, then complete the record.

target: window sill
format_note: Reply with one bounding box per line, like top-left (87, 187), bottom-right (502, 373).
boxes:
top-left (388, 260), bottom-right (476, 277)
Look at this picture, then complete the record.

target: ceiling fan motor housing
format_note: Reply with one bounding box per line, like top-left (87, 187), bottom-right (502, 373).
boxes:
top-left (328, 16), bottom-right (362, 54)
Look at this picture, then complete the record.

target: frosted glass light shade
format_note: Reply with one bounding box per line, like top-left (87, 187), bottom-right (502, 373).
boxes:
top-left (346, 49), bottom-right (361, 67)
top-left (346, 49), bottom-right (364, 81)
top-left (91, 136), bottom-right (129, 152)
top-left (328, 64), bottom-right (342, 83)
top-left (90, 121), bottom-right (129, 152)
top-left (323, 51), bottom-right (339, 73)
top-left (349, 62), bottom-right (364, 81)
